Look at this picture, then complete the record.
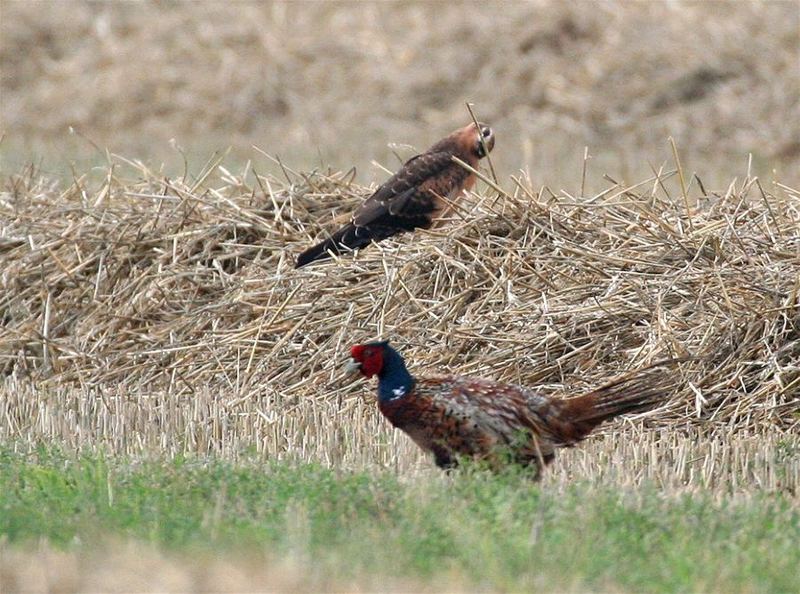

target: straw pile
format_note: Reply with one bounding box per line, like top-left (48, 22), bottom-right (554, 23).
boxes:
top-left (1, 155), bottom-right (798, 431)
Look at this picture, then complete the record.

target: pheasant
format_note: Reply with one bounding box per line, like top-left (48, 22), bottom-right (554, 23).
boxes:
top-left (295, 121), bottom-right (495, 268)
top-left (347, 341), bottom-right (675, 477)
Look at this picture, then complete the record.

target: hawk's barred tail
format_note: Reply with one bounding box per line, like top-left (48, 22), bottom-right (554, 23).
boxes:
top-left (295, 224), bottom-right (375, 268)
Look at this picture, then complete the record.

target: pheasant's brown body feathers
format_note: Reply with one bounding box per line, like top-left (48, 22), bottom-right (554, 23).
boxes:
top-left (349, 342), bottom-right (675, 477)
top-left (296, 123), bottom-right (494, 268)
top-left (380, 371), bottom-right (664, 473)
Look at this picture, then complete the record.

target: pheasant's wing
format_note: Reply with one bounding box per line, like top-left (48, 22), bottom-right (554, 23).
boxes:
top-left (438, 377), bottom-right (563, 449)
top-left (387, 377), bottom-right (560, 466)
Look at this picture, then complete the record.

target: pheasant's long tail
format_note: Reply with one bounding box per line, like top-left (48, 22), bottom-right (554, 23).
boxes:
top-left (295, 223), bottom-right (376, 268)
top-left (552, 359), bottom-right (687, 444)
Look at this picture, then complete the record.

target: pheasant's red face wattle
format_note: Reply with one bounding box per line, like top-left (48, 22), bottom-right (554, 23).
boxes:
top-left (350, 344), bottom-right (384, 378)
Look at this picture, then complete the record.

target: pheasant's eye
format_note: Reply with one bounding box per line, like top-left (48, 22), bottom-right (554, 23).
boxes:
top-left (482, 127), bottom-right (492, 138)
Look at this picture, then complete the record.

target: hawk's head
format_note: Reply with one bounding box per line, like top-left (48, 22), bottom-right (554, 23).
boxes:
top-left (430, 121), bottom-right (495, 162)
top-left (473, 122), bottom-right (495, 158)
top-left (451, 121), bottom-right (495, 159)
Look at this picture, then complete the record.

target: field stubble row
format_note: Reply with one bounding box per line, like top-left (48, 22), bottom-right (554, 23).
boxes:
top-left (1, 379), bottom-right (798, 495)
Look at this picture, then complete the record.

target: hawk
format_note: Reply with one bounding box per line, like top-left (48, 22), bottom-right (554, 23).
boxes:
top-left (295, 122), bottom-right (495, 268)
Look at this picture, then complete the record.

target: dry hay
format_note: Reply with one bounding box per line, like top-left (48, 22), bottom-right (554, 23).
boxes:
top-left (1, 154), bottom-right (799, 440)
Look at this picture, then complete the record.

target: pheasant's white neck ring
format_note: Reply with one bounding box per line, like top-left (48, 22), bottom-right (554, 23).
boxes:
top-left (377, 345), bottom-right (415, 403)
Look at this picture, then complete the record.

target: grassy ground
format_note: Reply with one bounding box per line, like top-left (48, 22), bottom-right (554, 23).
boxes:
top-left (2, 449), bottom-right (799, 593)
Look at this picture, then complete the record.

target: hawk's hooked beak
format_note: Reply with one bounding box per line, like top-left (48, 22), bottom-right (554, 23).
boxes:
top-left (345, 357), bottom-right (362, 375)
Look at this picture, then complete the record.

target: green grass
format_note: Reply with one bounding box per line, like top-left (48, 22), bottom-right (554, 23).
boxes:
top-left (1, 449), bottom-right (798, 593)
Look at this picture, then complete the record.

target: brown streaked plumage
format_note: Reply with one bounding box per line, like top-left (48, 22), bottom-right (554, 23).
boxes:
top-left (295, 122), bottom-right (495, 268)
top-left (347, 341), bottom-right (679, 478)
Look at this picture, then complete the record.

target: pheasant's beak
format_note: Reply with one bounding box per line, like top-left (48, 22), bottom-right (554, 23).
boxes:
top-left (345, 358), bottom-right (362, 375)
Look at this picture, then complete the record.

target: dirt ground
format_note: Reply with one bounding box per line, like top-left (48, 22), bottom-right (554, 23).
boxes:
top-left (2, 1), bottom-right (798, 187)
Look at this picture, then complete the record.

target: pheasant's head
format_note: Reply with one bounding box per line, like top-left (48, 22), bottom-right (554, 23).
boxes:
top-left (347, 341), bottom-right (389, 378)
top-left (347, 340), bottom-right (415, 401)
